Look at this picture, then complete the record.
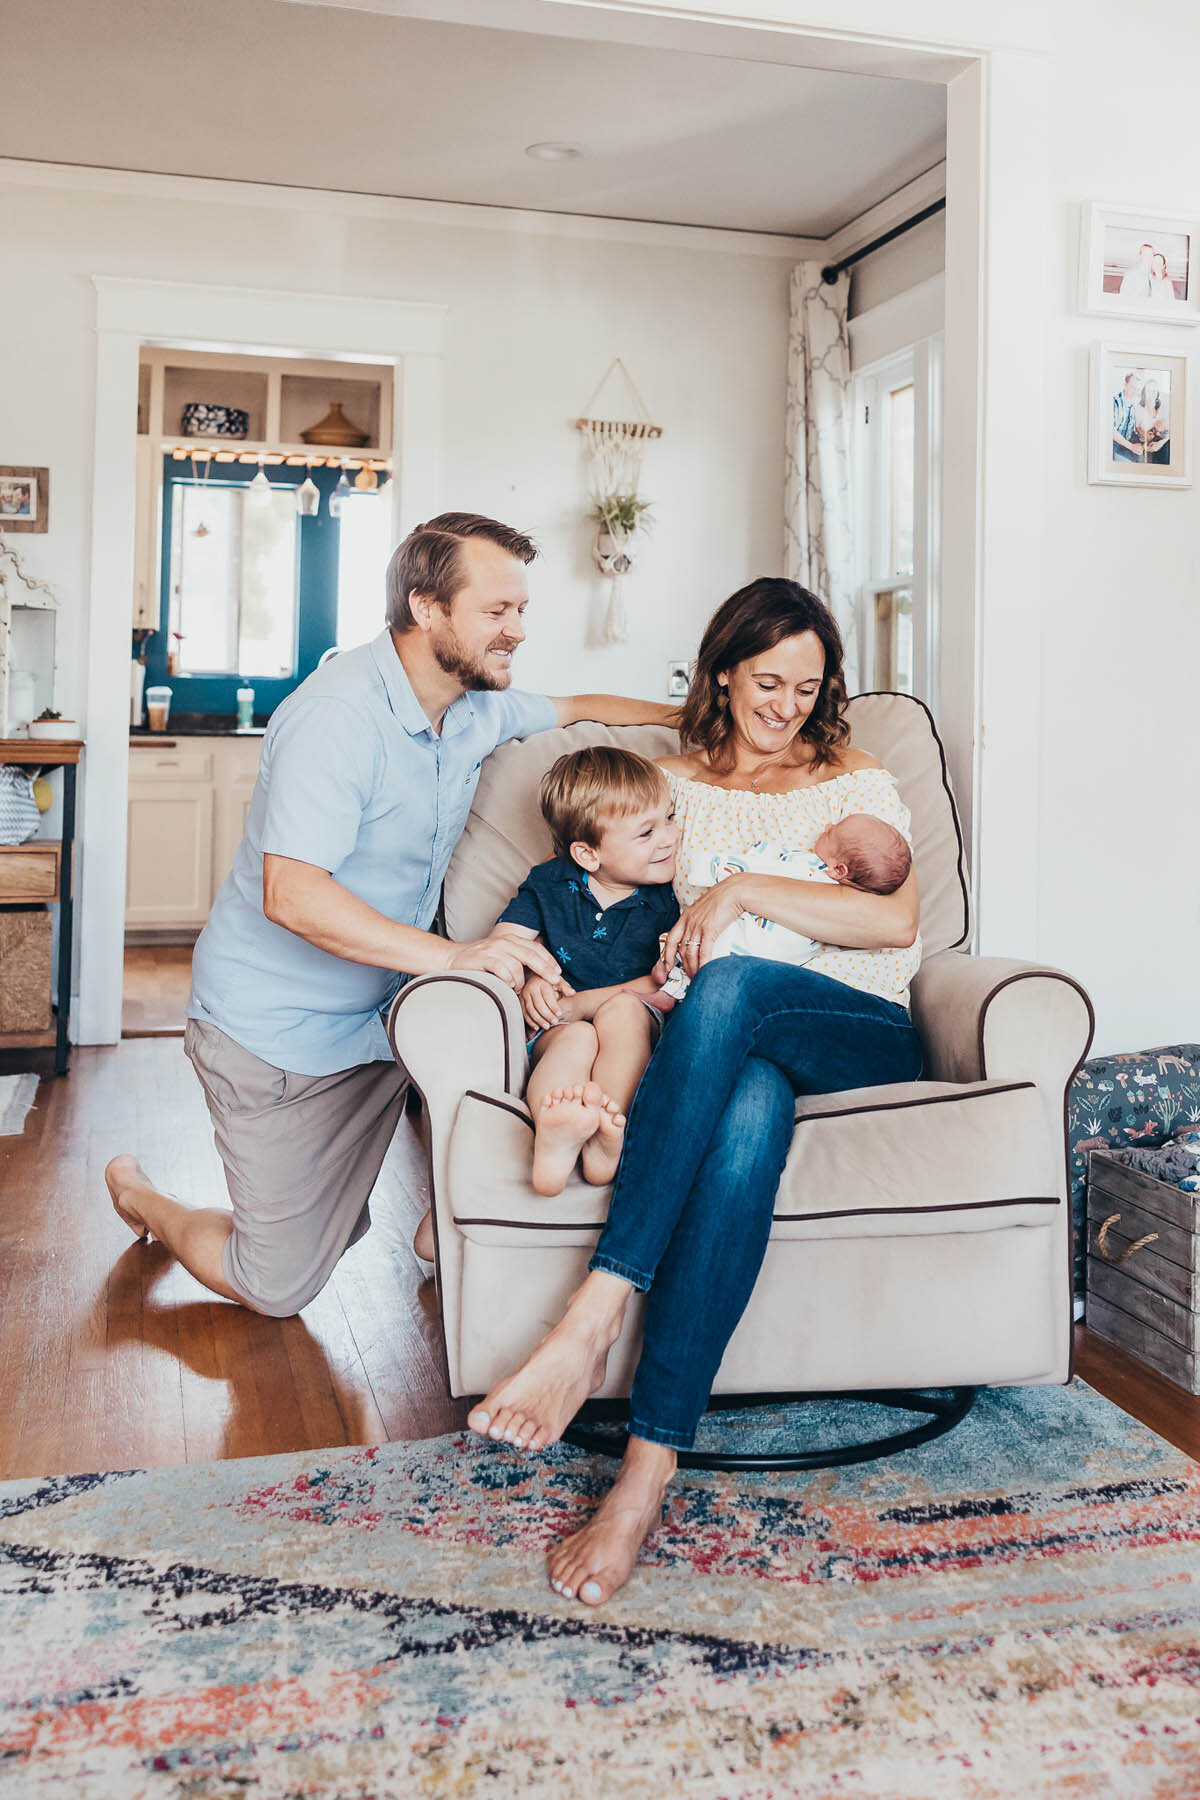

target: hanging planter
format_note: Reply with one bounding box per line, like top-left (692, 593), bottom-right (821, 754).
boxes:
top-left (575, 361), bottom-right (662, 645)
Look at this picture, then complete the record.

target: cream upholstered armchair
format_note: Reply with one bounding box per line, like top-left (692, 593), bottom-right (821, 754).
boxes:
top-left (387, 695), bottom-right (1094, 1464)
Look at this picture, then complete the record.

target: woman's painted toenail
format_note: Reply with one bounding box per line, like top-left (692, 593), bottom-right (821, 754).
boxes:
top-left (581, 1581), bottom-right (602, 1601)
top-left (562, 1586), bottom-right (574, 1599)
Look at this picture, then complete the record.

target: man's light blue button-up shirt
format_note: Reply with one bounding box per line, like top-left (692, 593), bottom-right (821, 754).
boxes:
top-left (188, 630), bottom-right (556, 1075)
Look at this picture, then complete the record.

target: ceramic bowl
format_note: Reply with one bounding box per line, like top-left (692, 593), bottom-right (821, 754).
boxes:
top-left (27, 719), bottom-right (79, 741)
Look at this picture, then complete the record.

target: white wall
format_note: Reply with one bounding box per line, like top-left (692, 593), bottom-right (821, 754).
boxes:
top-left (0, 166), bottom-right (796, 719)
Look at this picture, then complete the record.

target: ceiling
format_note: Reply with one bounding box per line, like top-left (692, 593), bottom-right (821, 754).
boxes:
top-left (2, 0), bottom-right (946, 238)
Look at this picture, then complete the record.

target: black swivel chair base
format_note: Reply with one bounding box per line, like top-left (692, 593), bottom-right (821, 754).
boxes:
top-left (562, 1386), bottom-right (978, 1472)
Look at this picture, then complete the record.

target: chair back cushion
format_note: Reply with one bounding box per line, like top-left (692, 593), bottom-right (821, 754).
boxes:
top-left (443, 695), bottom-right (969, 953)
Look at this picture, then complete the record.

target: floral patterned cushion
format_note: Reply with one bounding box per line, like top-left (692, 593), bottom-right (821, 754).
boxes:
top-left (1067, 1044), bottom-right (1200, 1293)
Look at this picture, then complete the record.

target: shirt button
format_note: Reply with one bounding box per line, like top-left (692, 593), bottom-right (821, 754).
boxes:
top-left (595, 911), bottom-right (602, 920)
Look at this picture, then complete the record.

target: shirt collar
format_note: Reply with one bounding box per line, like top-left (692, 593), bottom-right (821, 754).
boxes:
top-left (369, 629), bottom-right (476, 741)
top-left (553, 862), bottom-right (654, 908)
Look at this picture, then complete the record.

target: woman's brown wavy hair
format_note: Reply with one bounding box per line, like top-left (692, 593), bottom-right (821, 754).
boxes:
top-left (677, 578), bottom-right (850, 771)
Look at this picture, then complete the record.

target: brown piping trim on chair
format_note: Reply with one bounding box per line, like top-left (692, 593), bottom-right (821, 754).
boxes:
top-left (851, 690), bottom-right (971, 951)
top-left (387, 973), bottom-right (514, 1093)
top-left (462, 1088), bottom-right (534, 1129)
top-left (457, 1193), bottom-right (1060, 1232)
top-left (973, 968), bottom-right (1097, 1388)
top-left (792, 1079), bottom-right (1034, 1125)
top-left (774, 1194), bottom-right (1060, 1223)
top-left (454, 1216), bottom-right (607, 1230)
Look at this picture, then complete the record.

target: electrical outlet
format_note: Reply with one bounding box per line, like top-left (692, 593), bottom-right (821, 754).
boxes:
top-left (667, 659), bottom-right (691, 699)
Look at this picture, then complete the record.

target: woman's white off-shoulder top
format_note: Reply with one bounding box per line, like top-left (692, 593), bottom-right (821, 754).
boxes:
top-left (665, 765), bottom-right (922, 1010)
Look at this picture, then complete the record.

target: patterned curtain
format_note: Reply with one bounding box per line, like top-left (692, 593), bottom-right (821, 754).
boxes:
top-left (783, 263), bottom-right (858, 691)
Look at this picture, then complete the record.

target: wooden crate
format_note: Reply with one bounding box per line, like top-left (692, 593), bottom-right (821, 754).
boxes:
top-left (1087, 1149), bottom-right (1200, 1392)
top-left (0, 909), bottom-right (53, 1033)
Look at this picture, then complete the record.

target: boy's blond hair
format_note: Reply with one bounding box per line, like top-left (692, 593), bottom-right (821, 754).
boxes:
top-left (539, 747), bottom-right (669, 863)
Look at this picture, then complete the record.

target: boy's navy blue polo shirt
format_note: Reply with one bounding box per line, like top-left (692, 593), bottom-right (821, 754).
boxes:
top-left (497, 858), bottom-right (679, 990)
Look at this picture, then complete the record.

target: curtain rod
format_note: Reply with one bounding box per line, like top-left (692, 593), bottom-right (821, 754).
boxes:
top-left (820, 197), bottom-right (946, 285)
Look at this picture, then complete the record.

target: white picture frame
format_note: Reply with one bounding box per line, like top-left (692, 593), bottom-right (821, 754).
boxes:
top-left (1080, 203), bottom-right (1199, 325)
top-left (1088, 344), bottom-right (1191, 488)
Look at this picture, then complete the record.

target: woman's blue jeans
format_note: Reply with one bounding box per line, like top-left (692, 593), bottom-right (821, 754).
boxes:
top-left (588, 956), bottom-right (923, 1450)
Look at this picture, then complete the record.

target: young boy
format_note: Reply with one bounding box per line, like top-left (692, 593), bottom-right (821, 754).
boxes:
top-left (494, 746), bottom-right (679, 1197)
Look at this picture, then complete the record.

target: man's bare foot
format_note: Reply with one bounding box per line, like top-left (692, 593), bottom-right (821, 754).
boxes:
top-left (531, 1082), bottom-right (604, 1197)
top-left (466, 1270), bottom-right (632, 1450)
top-left (549, 1438), bottom-right (676, 1606)
top-left (413, 1208), bottom-right (436, 1262)
top-left (580, 1095), bottom-right (626, 1187)
top-left (105, 1153), bottom-right (151, 1240)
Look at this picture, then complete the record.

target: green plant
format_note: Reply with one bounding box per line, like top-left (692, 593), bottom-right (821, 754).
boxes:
top-left (34, 708), bottom-right (62, 722)
top-left (590, 492), bottom-right (653, 536)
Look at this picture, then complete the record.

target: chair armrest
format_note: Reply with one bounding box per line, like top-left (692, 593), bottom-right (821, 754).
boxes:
top-left (910, 950), bottom-right (1095, 1090)
top-left (386, 970), bottom-right (527, 1113)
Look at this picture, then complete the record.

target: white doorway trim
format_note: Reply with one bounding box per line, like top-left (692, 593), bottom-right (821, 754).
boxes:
top-left (79, 277), bottom-right (445, 1045)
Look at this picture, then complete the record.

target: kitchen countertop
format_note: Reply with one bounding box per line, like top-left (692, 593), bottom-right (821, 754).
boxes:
top-left (130, 717), bottom-right (267, 740)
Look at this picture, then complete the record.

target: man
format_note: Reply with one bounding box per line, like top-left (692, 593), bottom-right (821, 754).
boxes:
top-left (106, 513), bottom-right (676, 1316)
top-left (1112, 371), bottom-right (1142, 461)
top-left (1118, 241), bottom-right (1155, 300)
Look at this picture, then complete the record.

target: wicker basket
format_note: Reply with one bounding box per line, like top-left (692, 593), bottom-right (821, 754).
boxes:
top-left (0, 909), bottom-right (52, 1032)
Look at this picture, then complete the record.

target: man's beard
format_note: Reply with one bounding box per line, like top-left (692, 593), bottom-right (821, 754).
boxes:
top-left (431, 620), bottom-right (513, 691)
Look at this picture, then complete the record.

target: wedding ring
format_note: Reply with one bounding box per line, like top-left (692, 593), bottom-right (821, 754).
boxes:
top-left (683, 937), bottom-right (700, 946)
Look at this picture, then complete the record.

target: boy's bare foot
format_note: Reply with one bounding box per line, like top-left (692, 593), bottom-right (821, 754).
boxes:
top-left (531, 1082), bottom-right (604, 1197)
top-left (549, 1438), bottom-right (676, 1606)
top-left (413, 1208), bottom-right (436, 1262)
top-left (580, 1095), bottom-right (626, 1187)
top-left (466, 1270), bottom-right (631, 1450)
top-left (105, 1154), bottom-right (151, 1240)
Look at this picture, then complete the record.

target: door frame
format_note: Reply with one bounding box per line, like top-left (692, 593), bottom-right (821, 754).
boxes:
top-left (79, 279), bottom-right (445, 1044)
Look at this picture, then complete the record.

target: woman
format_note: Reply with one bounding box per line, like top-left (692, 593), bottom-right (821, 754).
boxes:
top-left (468, 579), bottom-right (923, 1605)
top-left (1150, 252), bottom-right (1177, 304)
top-left (1135, 378), bottom-right (1170, 464)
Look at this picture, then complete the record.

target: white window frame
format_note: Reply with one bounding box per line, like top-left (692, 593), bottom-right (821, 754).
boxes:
top-left (852, 336), bottom-right (942, 709)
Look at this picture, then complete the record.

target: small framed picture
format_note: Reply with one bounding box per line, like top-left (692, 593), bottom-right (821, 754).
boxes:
top-left (1088, 345), bottom-right (1191, 488)
top-left (0, 467), bottom-right (50, 534)
top-left (1080, 203), bottom-right (1199, 325)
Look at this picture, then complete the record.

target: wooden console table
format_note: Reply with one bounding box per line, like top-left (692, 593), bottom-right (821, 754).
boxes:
top-left (0, 739), bottom-right (82, 1075)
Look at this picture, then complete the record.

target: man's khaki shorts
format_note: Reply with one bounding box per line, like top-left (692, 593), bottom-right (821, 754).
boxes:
top-left (184, 1018), bottom-right (407, 1317)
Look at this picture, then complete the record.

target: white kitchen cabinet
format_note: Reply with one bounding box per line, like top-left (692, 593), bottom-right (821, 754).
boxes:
top-left (126, 736), bottom-right (262, 931)
top-left (125, 781), bottom-right (215, 929)
top-left (211, 738), bottom-right (263, 897)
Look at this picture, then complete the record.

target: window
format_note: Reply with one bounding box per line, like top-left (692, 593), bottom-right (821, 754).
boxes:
top-left (853, 342), bottom-right (942, 705)
top-left (149, 460), bottom-right (394, 712)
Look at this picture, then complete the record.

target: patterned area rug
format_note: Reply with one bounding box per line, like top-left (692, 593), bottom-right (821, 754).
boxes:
top-left (2, 1382), bottom-right (1199, 1799)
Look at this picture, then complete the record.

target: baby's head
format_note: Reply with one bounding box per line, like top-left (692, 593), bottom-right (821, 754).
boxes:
top-left (813, 814), bottom-right (911, 895)
top-left (539, 747), bottom-right (678, 887)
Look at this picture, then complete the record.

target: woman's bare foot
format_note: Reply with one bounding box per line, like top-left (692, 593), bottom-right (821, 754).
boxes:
top-left (466, 1270), bottom-right (632, 1451)
top-left (531, 1082), bottom-right (604, 1197)
top-left (105, 1153), bottom-right (151, 1240)
top-left (413, 1208), bottom-right (435, 1262)
top-left (549, 1437), bottom-right (676, 1606)
top-left (580, 1095), bottom-right (626, 1186)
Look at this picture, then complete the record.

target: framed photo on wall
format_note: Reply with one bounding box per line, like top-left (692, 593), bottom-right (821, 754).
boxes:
top-left (0, 467), bottom-right (50, 533)
top-left (1080, 204), bottom-right (1199, 325)
top-left (1088, 345), bottom-right (1191, 488)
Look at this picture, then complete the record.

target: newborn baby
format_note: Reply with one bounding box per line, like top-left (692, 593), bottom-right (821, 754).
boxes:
top-left (662, 813), bottom-right (911, 998)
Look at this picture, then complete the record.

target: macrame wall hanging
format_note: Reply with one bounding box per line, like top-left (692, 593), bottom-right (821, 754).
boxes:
top-left (574, 359), bottom-right (662, 645)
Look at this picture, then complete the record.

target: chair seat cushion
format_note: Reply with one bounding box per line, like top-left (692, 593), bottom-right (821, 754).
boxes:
top-left (448, 1078), bottom-right (1061, 1249)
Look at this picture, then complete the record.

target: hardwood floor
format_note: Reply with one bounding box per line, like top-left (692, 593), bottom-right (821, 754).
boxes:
top-left (0, 1039), bottom-right (1196, 1480)
top-left (0, 1041), bottom-right (467, 1481)
top-left (122, 944), bottom-right (194, 1036)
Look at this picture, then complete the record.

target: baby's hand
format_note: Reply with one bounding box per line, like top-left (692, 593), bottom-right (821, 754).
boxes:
top-left (521, 974), bottom-right (570, 1032)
